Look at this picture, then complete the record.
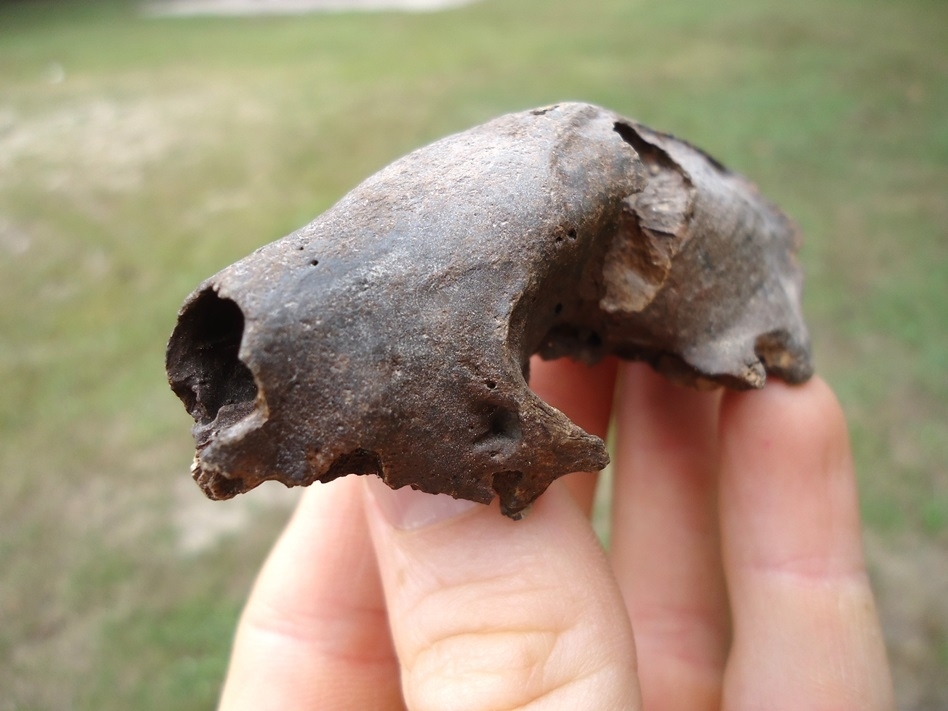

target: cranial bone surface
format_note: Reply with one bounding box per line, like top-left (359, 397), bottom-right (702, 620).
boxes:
top-left (166, 103), bottom-right (812, 517)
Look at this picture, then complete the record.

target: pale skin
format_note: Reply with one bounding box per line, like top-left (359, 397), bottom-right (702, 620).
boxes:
top-left (218, 358), bottom-right (895, 711)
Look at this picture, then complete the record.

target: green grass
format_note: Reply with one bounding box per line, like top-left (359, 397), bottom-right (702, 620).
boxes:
top-left (1, 0), bottom-right (946, 708)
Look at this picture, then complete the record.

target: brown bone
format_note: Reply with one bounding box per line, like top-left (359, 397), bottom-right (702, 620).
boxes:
top-left (166, 103), bottom-right (812, 518)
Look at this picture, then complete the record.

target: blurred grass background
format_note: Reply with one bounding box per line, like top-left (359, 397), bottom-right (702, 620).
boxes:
top-left (1, 0), bottom-right (945, 707)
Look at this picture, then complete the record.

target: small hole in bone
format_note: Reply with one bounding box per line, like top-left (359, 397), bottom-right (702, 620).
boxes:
top-left (310, 258), bottom-right (319, 266)
top-left (554, 303), bottom-right (563, 315)
top-left (474, 405), bottom-right (522, 447)
top-left (483, 379), bottom-right (497, 389)
top-left (567, 228), bottom-right (577, 239)
top-left (488, 407), bottom-right (521, 439)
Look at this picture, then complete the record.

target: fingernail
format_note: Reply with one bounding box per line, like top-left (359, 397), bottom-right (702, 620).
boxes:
top-left (366, 475), bottom-right (479, 530)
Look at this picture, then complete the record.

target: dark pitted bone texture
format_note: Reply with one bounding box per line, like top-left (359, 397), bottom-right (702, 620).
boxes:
top-left (167, 103), bottom-right (812, 518)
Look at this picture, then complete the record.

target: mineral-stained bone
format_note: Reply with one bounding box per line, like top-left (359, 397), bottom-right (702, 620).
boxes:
top-left (166, 102), bottom-right (812, 518)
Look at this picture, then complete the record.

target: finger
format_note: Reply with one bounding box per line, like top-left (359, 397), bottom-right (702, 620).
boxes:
top-left (529, 355), bottom-right (618, 514)
top-left (719, 377), bottom-right (894, 710)
top-left (220, 478), bottom-right (403, 711)
top-left (610, 363), bottom-right (730, 711)
top-left (364, 476), bottom-right (642, 711)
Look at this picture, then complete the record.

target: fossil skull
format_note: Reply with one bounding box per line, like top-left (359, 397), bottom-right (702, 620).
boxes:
top-left (166, 103), bottom-right (812, 517)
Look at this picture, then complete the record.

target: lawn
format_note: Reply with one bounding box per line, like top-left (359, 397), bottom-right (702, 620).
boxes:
top-left (1, 0), bottom-right (946, 708)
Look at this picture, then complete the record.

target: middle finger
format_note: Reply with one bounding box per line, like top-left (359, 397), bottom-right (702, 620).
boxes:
top-left (610, 364), bottom-right (730, 711)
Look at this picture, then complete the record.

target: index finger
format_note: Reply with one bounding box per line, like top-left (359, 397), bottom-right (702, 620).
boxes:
top-left (219, 478), bottom-right (403, 710)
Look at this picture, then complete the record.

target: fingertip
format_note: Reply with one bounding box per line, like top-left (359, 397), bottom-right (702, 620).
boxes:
top-left (719, 374), bottom-right (864, 581)
top-left (365, 480), bottom-right (642, 710)
top-left (364, 474), bottom-right (480, 531)
top-left (721, 375), bottom-right (846, 446)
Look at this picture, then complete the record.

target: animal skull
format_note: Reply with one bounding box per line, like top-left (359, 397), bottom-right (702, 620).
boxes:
top-left (166, 103), bottom-right (812, 518)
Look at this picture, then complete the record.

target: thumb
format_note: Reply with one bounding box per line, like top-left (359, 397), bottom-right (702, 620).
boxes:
top-left (363, 477), bottom-right (641, 711)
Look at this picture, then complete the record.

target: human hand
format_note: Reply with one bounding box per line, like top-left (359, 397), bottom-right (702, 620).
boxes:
top-left (218, 359), bottom-right (894, 710)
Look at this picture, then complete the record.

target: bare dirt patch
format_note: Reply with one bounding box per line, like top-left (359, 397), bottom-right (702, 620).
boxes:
top-left (173, 478), bottom-right (300, 555)
top-left (0, 90), bottom-right (271, 195)
top-left (865, 531), bottom-right (948, 710)
top-left (144, 0), bottom-right (479, 17)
